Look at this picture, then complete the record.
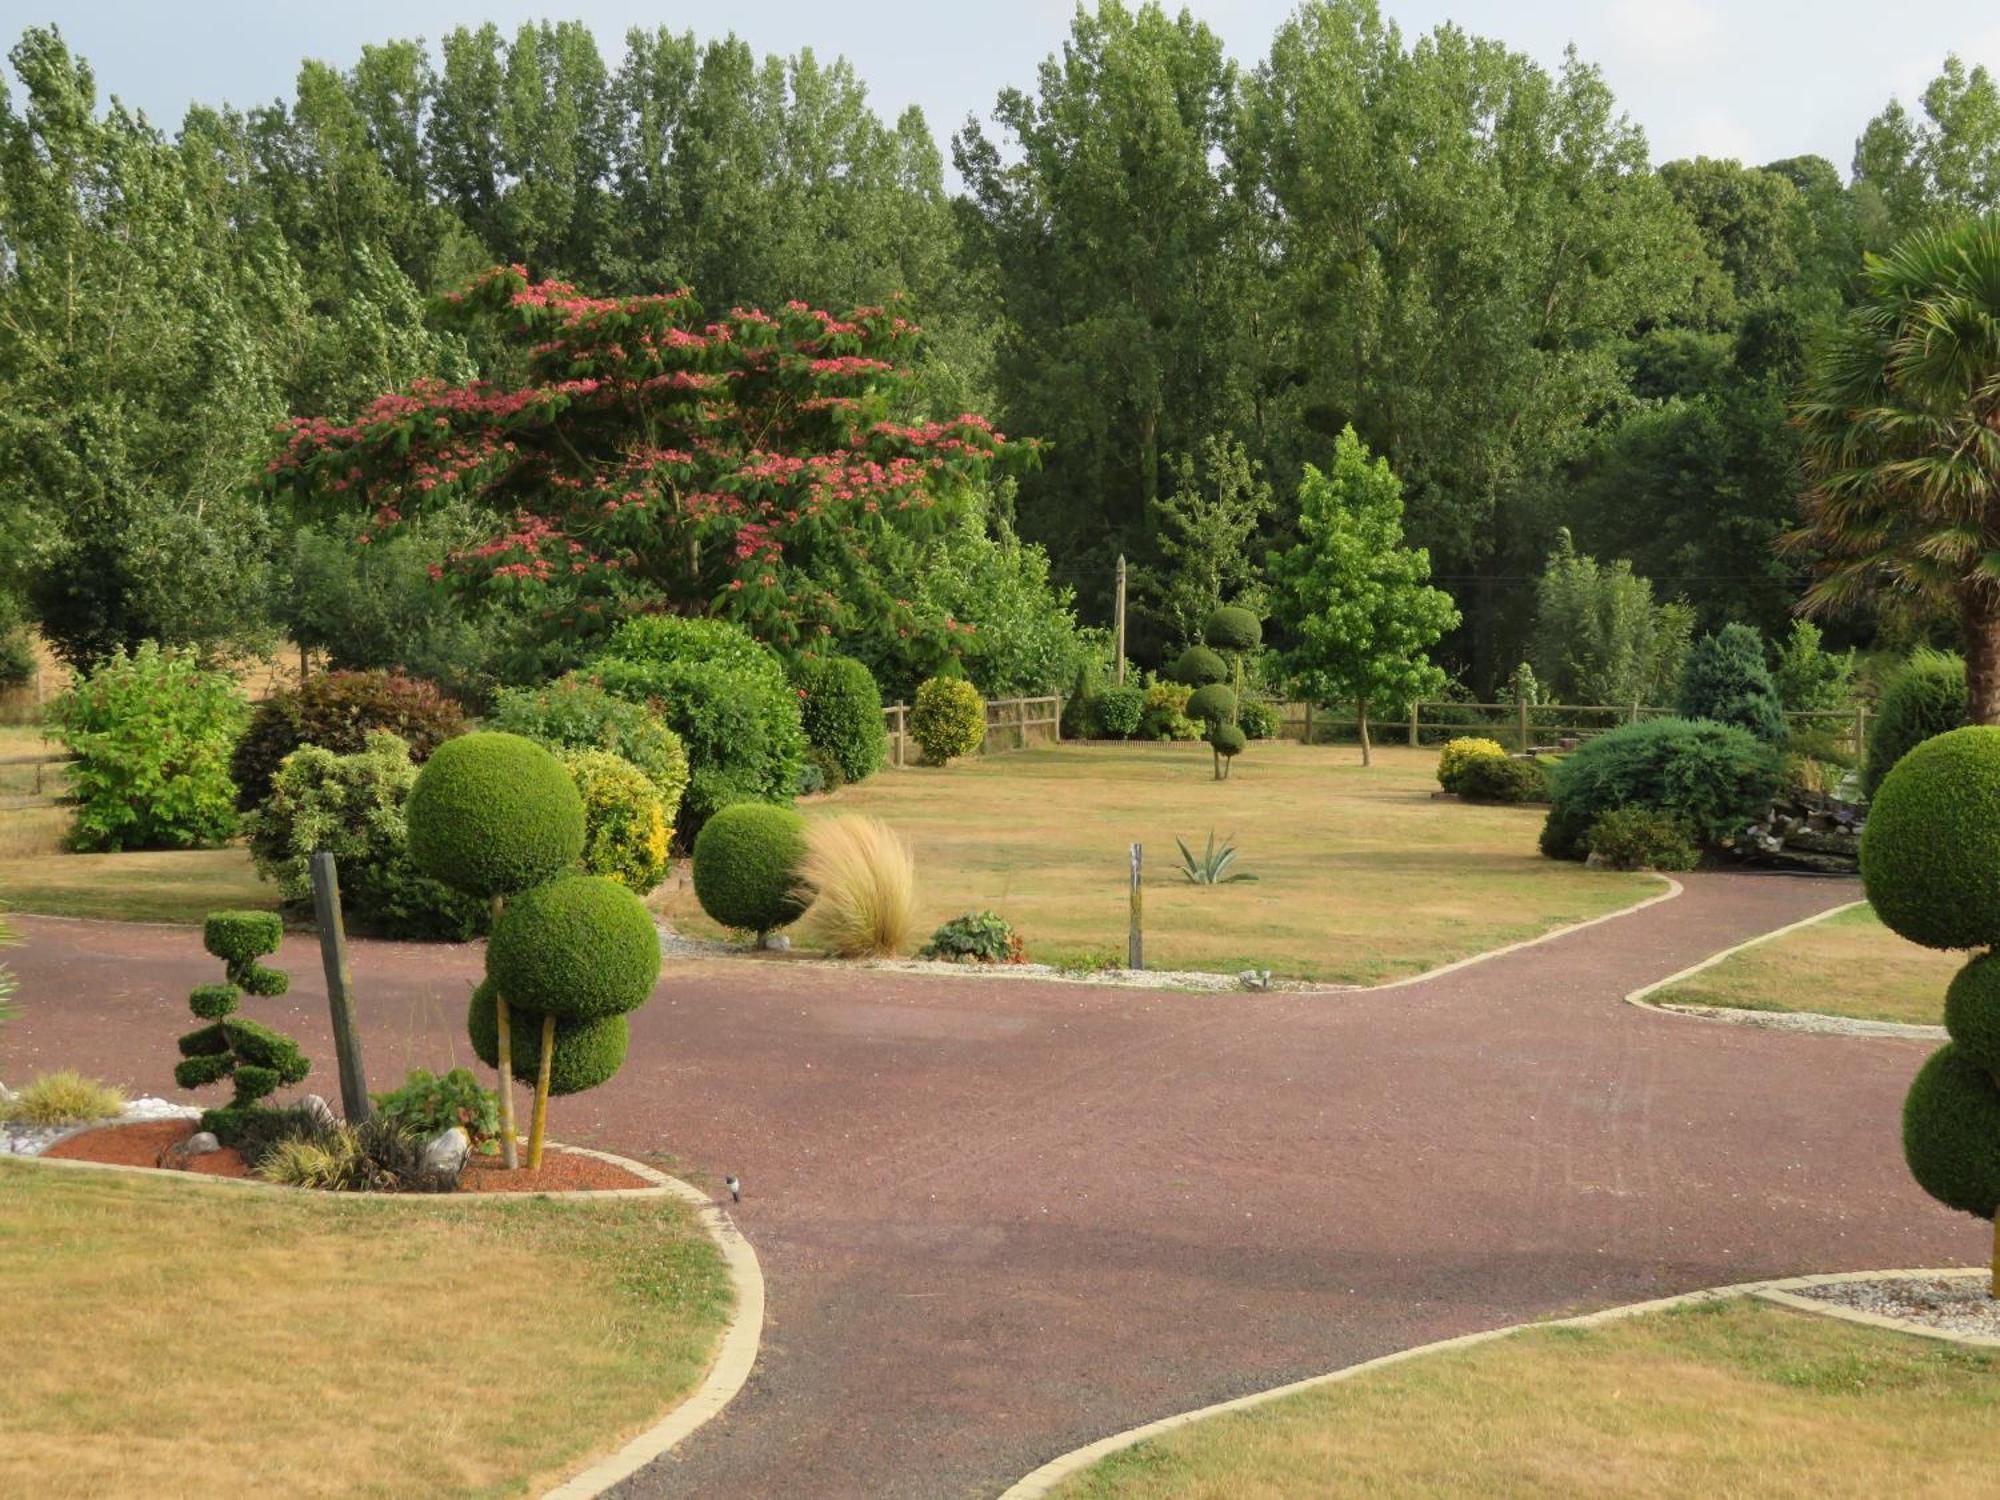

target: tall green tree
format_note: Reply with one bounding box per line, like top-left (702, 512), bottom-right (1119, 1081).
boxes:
top-left (1530, 531), bottom-right (1690, 708)
top-left (1853, 56), bottom-right (2000, 246)
top-left (1138, 434), bottom-right (1272, 650)
top-left (1265, 427), bottom-right (1457, 764)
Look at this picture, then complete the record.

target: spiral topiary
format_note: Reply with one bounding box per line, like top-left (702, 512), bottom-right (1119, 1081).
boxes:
top-left (487, 875), bottom-right (661, 1021)
top-left (692, 802), bottom-right (810, 935)
top-left (1170, 646), bottom-right (1228, 687)
top-left (1203, 607), bottom-right (1262, 653)
top-left (406, 732), bottom-right (585, 898)
top-left (467, 981), bottom-right (629, 1096)
top-left (173, 910), bottom-right (309, 1145)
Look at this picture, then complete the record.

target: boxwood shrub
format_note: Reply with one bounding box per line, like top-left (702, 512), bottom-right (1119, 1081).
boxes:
top-left (1863, 649), bottom-right (1967, 798)
top-left (1090, 684), bottom-right (1146, 738)
top-left (405, 732), bottom-right (585, 899)
top-left (794, 654), bottom-right (887, 784)
top-left (1861, 726), bottom-right (2000, 951)
top-left (231, 669), bottom-right (466, 812)
top-left (692, 802), bottom-right (809, 934)
top-left (1539, 717), bottom-right (1782, 860)
top-left (912, 677), bottom-right (986, 764)
top-left (1170, 645), bottom-right (1228, 686)
top-left (467, 980), bottom-right (629, 1096)
top-left (1456, 754), bottom-right (1547, 805)
top-left (486, 873), bottom-right (661, 1021)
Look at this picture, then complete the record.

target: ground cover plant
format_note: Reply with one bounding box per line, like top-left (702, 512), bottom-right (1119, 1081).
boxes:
top-left (0, 1163), bottom-right (730, 1500)
top-left (665, 742), bottom-right (1654, 982)
top-left (920, 910), bottom-right (1025, 964)
top-left (1051, 1298), bottom-right (2000, 1498)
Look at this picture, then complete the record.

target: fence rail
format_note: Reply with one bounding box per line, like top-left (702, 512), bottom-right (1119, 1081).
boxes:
top-left (0, 749), bottom-right (73, 809)
top-left (881, 694), bottom-right (1062, 769)
top-left (1276, 701), bottom-right (1870, 759)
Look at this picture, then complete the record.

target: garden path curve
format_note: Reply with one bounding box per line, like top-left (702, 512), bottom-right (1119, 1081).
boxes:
top-left (2, 872), bottom-right (1976, 1498)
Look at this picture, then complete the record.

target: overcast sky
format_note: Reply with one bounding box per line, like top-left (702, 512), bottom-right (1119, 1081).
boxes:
top-left (7, 0), bottom-right (1998, 177)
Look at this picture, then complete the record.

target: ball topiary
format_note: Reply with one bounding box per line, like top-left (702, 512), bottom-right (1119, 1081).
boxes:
top-left (487, 875), bottom-right (661, 1021)
top-left (405, 732), bottom-right (585, 898)
top-left (1185, 683), bottom-right (1237, 727)
top-left (1902, 1045), bottom-right (2000, 1219)
top-left (467, 981), bottom-right (629, 1096)
top-left (1203, 606), bottom-right (1262, 653)
top-left (1864, 649), bottom-right (1967, 798)
top-left (1170, 645), bottom-right (1228, 687)
top-left (794, 654), bottom-right (888, 783)
top-left (692, 802), bottom-right (810, 934)
top-left (911, 677), bottom-right (986, 764)
top-left (1861, 727), bottom-right (2000, 951)
top-left (1944, 953), bottom-right (2000, 1079)
top-left (1437, 736), bottom-right (1508, 793)
top-left (1675, 624), bottom-right (1784, 743)
top-left (563, 749), bottom-right (671, 893)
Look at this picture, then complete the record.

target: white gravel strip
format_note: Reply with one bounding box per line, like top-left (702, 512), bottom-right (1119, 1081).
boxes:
top-left (0, 1095), bottom-right (198, 1157)
top-left (1789, 1273), bottom-right (2000, 1339)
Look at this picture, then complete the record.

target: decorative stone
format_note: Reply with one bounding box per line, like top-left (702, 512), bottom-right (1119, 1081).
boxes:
top-left (420, 1125), bottom-right (470, 1178)
top-left (1239, 969), bottom-right (1273, 992)
top-left (759, 933), bottom-right (792, 952)
top-left (299, 1094), bottom-right (337, 1130)
top-left (157, 1130), bottom-right (222, 1171)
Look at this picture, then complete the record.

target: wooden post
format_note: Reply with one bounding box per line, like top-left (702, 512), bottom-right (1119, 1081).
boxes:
top-left (1127, 842), bottom-right (1143, 971)
top-left (527, 1012), bottom-right (555, 1170)
top-left (1407, 701), bottom-right (1419, 748)
top-left (490, 894), bottom-right (518, 1170)
top-left (1303, 702), bottom-right (1314, 745)
top-left (1114, 556), bottom-right (1127, 686)
top-left (1630, 699), bottom-right (1640, 725)
top-left (1854, 703), bottom-right (1868, 763)
top-left (308, 851), bottom-right (370, 1123)
top-left (1517, 695), bottom-right (1530, 753)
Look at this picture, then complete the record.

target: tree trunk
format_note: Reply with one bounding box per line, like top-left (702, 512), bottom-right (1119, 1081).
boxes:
top-left (1963, 585), bottom-right (2000, 725)
top-left (527, 1012), bottom-right (555, 1171)
top-left (490, 894), bottom-right (517, 1171)
top-left (1357, 699), bottom-right (1372, 768)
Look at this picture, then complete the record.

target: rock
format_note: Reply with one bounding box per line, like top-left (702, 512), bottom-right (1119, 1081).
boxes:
top-left (1239, 969), bottom-right (1273, 992)
top-left (759, 933), bottom-right (792, 952)
top-left (157, 1130), bottom-right (222, 1171)
top-left (420, 1125), bottom-right (470, 1179)
top-left (299, 1094), bottom-right (337, 1130)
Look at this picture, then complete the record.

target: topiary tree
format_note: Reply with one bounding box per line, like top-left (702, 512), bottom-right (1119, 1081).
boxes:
top-left (1185, 684), bottom-right (1236, 730)
top-left (794, 654), bottom-right (888, 784)
top-left (1208, 721), bottom-right (1246, 780)
top-left (692, 803), bottom-right (810, 936)
top-left (1203, 606), bottom-right (1262, 655)
top-left (1169, 645), bottom-right (1228, 687)
top-left (173, 911), bottom-right (309, 1145)
top-left (1864, 650), bottom-right (1967, 798)
top-left (1860, 726), bottom-right (2000, 1293)
top-left (406, 731), bottom-right (586, 1169)
top-left (1676, 624), bottom-right (1784, 742)
top-left (912, 676), bottom-right (986, 764)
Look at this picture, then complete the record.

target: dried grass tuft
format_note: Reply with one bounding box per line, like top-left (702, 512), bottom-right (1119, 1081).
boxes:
top-left (797, 814), bottom-right (916, 958)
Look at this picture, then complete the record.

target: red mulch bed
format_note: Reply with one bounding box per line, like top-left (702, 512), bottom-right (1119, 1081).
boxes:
top-left (42, 1119), bottom-right (653, 1193)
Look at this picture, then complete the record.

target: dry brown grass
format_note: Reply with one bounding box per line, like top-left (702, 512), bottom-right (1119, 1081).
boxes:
top-left (0, 841), bottom-right (270, 923)
top-left (665, 741), bottom-right (1655, 982)
top-left (797, 814), bottom-right (918, 957)
top-left (1056, 1298), bottom-right (2000, 1499)
top-left (1653, 902), bottom-right (1961, 1025)
top-left (0, 1069), bottom-right (126, 1125)
top-left (0, 1161), bottom-right (731, 1500)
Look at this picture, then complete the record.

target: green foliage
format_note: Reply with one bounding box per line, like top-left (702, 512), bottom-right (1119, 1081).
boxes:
top-left (1530, 532), bottom-right (1689, 708)
top-left (1437, 737), bottom-right (1509, 793)
top-left (1455, 755), bottom-right (1548, 806)
top-left (691, 802), bottom-right (809, 935)
top-left (405, 731), bottom-right (585, 899)
top-left (466, 981), bottom-right (629, 1097)
top-left (794, 655), bottom-right (887, 784)
top-left (1771, 620), bottom-right (1856, 714)
top-left (0, 1069), bottom-right (124, 1125)
top-left (252, 1114), bottom-right (459, 1193)
top-left (1090, 684), bottom-right (1146, 738)
top-left (1138, 436), bottom-right (1274, 651)
top-left (1676, 624), bottom-right (1785, 742)
top-left (1861, 727), bottom-right (2000, 951)
top-left (175, 914), bottom-right (309, 1146)
top-left (1139, 678), bottom-right (1202, 741)
top-left (1203, 607), bottom-right (1262, 654)
top-left (563, 750), bottom-right (672, 894)
top-left (203, 912), bottom-right (287, 989)
top-left (488, 674), bottom-right (689, 832)
top-left (1238, 699), bottom-right (1277, 740)
top-left (487, 874), bottom-right (661, 1021)
top-left (1176, 830), bottom-right (1256, 884)
top-left (1585, 808), bottom-right (1699, 871)
top-left (249, 732), bottom-right (488, 941)
top-left (1170, 646), bottom-right (1228, 687)
top-left (231, 670), bottom-right (467, 813)
top-left (919, 910), bottom-right (1024, 963)
top-left (1943, 954), bottom-right (2000, 1080)
top-left (1901, 1044), bottom-right (2000, 1220)
top-left (1863, 651), bottom-right (1967, 799)
top-left (1539, 717), bottom-right (1783, 860)
top-left (47, 642), bottom-right (247, 852)
top-left (1185, 684), bottom-right (1236, 727)
top-left (1207, 721), bottom-right (1246, 778)
top-left (371, 1067), bottom-right (501, 1152)
top-left (586, 615), bottom-right (805, 836)
top-left (911, 677), bottom-right (986, 764)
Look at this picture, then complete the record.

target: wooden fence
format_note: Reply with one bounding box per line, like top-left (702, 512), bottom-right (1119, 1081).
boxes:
top-left (882, 694), bottom-right (1062, 769)
top-left (0, 750), bottom-right (73, 811)
top-left (1277, 700), bottom-right (1871, 760)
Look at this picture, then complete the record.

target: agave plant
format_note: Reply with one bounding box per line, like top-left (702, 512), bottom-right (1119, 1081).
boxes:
top-left (1176, 830), bottom-right (1257, 885)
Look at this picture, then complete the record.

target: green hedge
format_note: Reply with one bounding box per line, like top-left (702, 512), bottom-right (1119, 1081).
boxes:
top-left (795, 654), bottom-right (887, 784)
top-left (405, 732), bottom-right (585, 899)
top-left (692, 802), bottom-right (809, 934)
top-left (487, 874), bottom-right (661, 1021)
top-left (1539, 717), bottom-right (1781, 860)
top-left (1861, 727), bottom-right (2000, 951)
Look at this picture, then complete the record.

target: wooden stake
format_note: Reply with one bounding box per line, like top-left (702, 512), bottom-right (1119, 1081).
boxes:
top-left (1127, 842), bottom-right (1143, 971)
top-left (528, 1012), bottom-right (555, 1171)
top-left (308, 851), bottom-right (370, 1122)
top-left (491, 894), bottom-right (518, 1171)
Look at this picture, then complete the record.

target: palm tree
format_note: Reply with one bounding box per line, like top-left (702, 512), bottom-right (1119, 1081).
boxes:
top-left (1792, 215), bottom-right (2000, 720)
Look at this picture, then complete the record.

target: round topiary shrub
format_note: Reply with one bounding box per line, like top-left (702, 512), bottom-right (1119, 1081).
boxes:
top-left (1170, 645), bottom-right (1228, 687)
top-left (1203, 607), bottom-right (1262, 654)
top-left (563, 750), bottom-right (671, 894)
top-left (1861, 727), bottom-right (2000, 951)
top-left (1864, 649), bottom-right (1967, 798)
top-left (795, 654), bottom-right (887, 784)
top-left (405, 732), bottom-right (586, 899)
top-left (1437, 736), bottom-right (1508, 793)
top-left (1208, 721), bottom-right (1247, 780)
top-left (912, 677), bottom-right (985, 764)
top-left (692, 802), bottom-right (809, 934)
top-left (1944, 953), bottom-right (2000, 1078)
top-left (467, 981), bottom-right (629, 1096)
top-left (487, 874), bottom-right (661, 1020)
top-left (1675, 623), bottom-right (1784, 743)
top-left (231, 669), bottom-right (467, 812)
top-left (1538, 717), bottom-right (1782, 860)
top-left (1902, 1045), bottom-right (2000, 1219)
top-left (1185, 683), bottom-right (1237, 727)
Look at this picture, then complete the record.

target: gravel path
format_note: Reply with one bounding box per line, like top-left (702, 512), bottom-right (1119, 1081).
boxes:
top-left (0, 871), bottom-right (1977, 1498)
top-left (1791, 1274), bottom-right (2000, 1339)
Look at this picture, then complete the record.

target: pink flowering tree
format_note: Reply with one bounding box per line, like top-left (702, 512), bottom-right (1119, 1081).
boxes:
top-left (265, 265), bottom-right (1036, 674)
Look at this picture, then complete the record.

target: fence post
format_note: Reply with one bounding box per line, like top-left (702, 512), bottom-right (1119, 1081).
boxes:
top-left (1630, 700), bottom-right (1640, 725)
top-left (1303, 702), bottom-right (1314, 745)
top-left (1114, 556), bottom-right (1127, 686)
top-left (308, 851), bottom-right (371, 1124)
top-left (1517, 696), bottom-right (1530, 753)
top-left (1407, 702), bottom-right (1419, 748)
top-left (1854, 703), bottom-right (1867, 762)
top-left (1127, 842), bottom-right (1143, 971)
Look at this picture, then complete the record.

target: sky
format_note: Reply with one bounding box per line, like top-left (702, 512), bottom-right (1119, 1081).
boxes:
top-left (6, 0), bottom-right (1999, 179)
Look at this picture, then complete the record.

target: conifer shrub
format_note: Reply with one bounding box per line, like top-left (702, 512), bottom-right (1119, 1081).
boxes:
top-left (467, 981), bottom-right (629, 1095)
top-left (173, 911), bottom-right (309, 1145)
top-left (405, 732), bottom-right (585, 899)
top-left (486, 874), bottom-right (662, 1022)
top-left (1203, 607), bottom-right (1263, 653)
top-left (1539, 717), bottom-right (1781, 860)
top-left (1863, 650), bottom-right (1967, 798)
top-left (912, 676), bottom-right (986, 764)
top-left (1675, 624), bottom-right (1785, 742)
top-left (1208, 721), bottom-right (1246, 780)
top-left (692, 802), bottom-right (810, 935)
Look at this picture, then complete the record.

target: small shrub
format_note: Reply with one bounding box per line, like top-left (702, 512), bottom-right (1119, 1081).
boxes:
top-left (48, 642), bottom-right (248, 851)
top-left (370, 1067), bottom-right (501, 1154)
top-left (921, 910), bottom-right (1025, 964)
top-left (691, 802), bottom-right (809, 934)
top-left (467, 980), bottom-right (629, 1095)
top-left (252, 1115), bottom-right (457, 1193)
top-left (1437, 736), bottom-right (1508, 792)
top-left (1185, 684), bottom-right (1237, 727)
top-left (797, 815), bottom-right (916, 958)
top-left (1170, 645), bottom-right (1228, 686)
top-left (0, 1069), bottom-right (125, 1125)
top-left (1539, 716), bottom-right (1782, 860)
top-left (487, 874), bottom-right (662, 1021)
top-left (1140, 678), bottom-right (1202, 741)
top-left (1771, 619), bottom-right (1855, 714)
top-left (1238, 699), bottom-right (1278, 740)
top-left (795, 654), bottom-right (887, 784)
top-left (1864, 649), bottom-right (1967, 798)
top-left (1861, 727), bottom-right (2000, 951)
top-left (912, 676), bottom-right (986, 764)
top-left (1203, 606), bottom-right (1263, 653)
top-left (488, 675), bottom-right (689, 832)
top-left (564, 749), bottom-right (671, 894)
top-left (405, 732), bottom-right (585, 899)
top-left (1090, 684), bottom-right (1146, 738)
top-left (1455, 755), bottom-right (1547, 805)
top-left (1676, 624), bottom-right (1784, 742)
top-left (1585, 808), bottom-right (1699, 871)
top-left (231, 670), bottom-right (467, 812)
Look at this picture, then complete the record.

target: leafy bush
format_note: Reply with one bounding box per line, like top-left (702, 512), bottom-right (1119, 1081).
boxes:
top-left (912, 676), bottom-right (986, 764)
top-left (794, 654), bottom-right (887, 784)
top-left (1455, 754), bottom-right (1547, 805)
top-left (487, 874), bottom-right (662, 1021)
top-left (1585, 808), bottom-right (1699, 871)
top-left (1170, 645), bottom-right (1228, 686)
top-left (1861, 727), bottom-right (2000, 951)
top-left (1863, 649), bottom-right (1967, 798)
top-left (1203, 606), bottom-right (1263, 653)
top-left (1675, 624), bottom-right (1784, 742)
top-left (250, 732), bottom-right (488, 941)
top-left (468, 980), bottom-right (630, 1096)
top-left (921, 911), bottom-right (1025, 963)
top-left (1539, 717), bottom-right (1782, 860)
top-left (564, 749), bottom-right (671, 894)
top-left (0, 1069), bottom-right (125, 1125)
top-left (1437, 736), bottom-right (1508, 792)
top-left (1771, 619), bottom-right (1855, 714)
top-left (405, 732), bottom-right (585, 900)
top-left (798, 815), bottom-right (916, 958)
top-left (370, 1067), bottom-right (501, 1155)
top-left (1090, 684), bottom-right (1146, 738)
top-left (48, 642), bottom-right (248, 851)
top-left (231, 670), bottom-right (467, 813)
top-left (692, 802), bottom-right (809, 934)
top-left (1238, 699), bottom-right (1278, 740)
top-left (487, 675), bottom-right (689, 831)
top-left (586, 615), bottom-right (806, 836)
top-left (1139, 678), bottom-right (1202, 741)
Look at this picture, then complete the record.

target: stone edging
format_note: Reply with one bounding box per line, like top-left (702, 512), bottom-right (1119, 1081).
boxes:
top-left (1623, 900), bottom-right (1948, 1041)
top-left (995, 1266), bottom-right (1987, 1499)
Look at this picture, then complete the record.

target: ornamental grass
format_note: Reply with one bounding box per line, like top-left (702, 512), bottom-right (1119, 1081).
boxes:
top-left (797, 815), bottom-right (916, 958)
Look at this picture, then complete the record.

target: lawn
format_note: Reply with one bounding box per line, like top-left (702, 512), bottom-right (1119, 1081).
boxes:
top-left (1054, 1297), bottom-right (2000, 1499)
top-left (1650, 902), bottom-right (1961, 1026)
top-left (0, 1162), bottom-right (731, 1499)
top-left (665, 741), bottom-right (1656, 984)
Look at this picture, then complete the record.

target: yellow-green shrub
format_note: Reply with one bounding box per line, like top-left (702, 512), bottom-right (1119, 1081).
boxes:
top-left (564, 749), bottom-right (671, 894)
top-left (912, 677), bottom-right (985, 764)
top-left (1437, 736), bottom-right (1508, 792)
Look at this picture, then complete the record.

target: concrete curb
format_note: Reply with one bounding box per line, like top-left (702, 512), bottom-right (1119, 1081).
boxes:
top-left (1623, 899), bottom-right (1948, 1041)
top-left (995, 1266), bottom-right (1986, 1499)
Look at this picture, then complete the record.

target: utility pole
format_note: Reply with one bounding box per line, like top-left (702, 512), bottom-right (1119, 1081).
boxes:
top-left (1114, 555), bottom-right (1127, 686)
